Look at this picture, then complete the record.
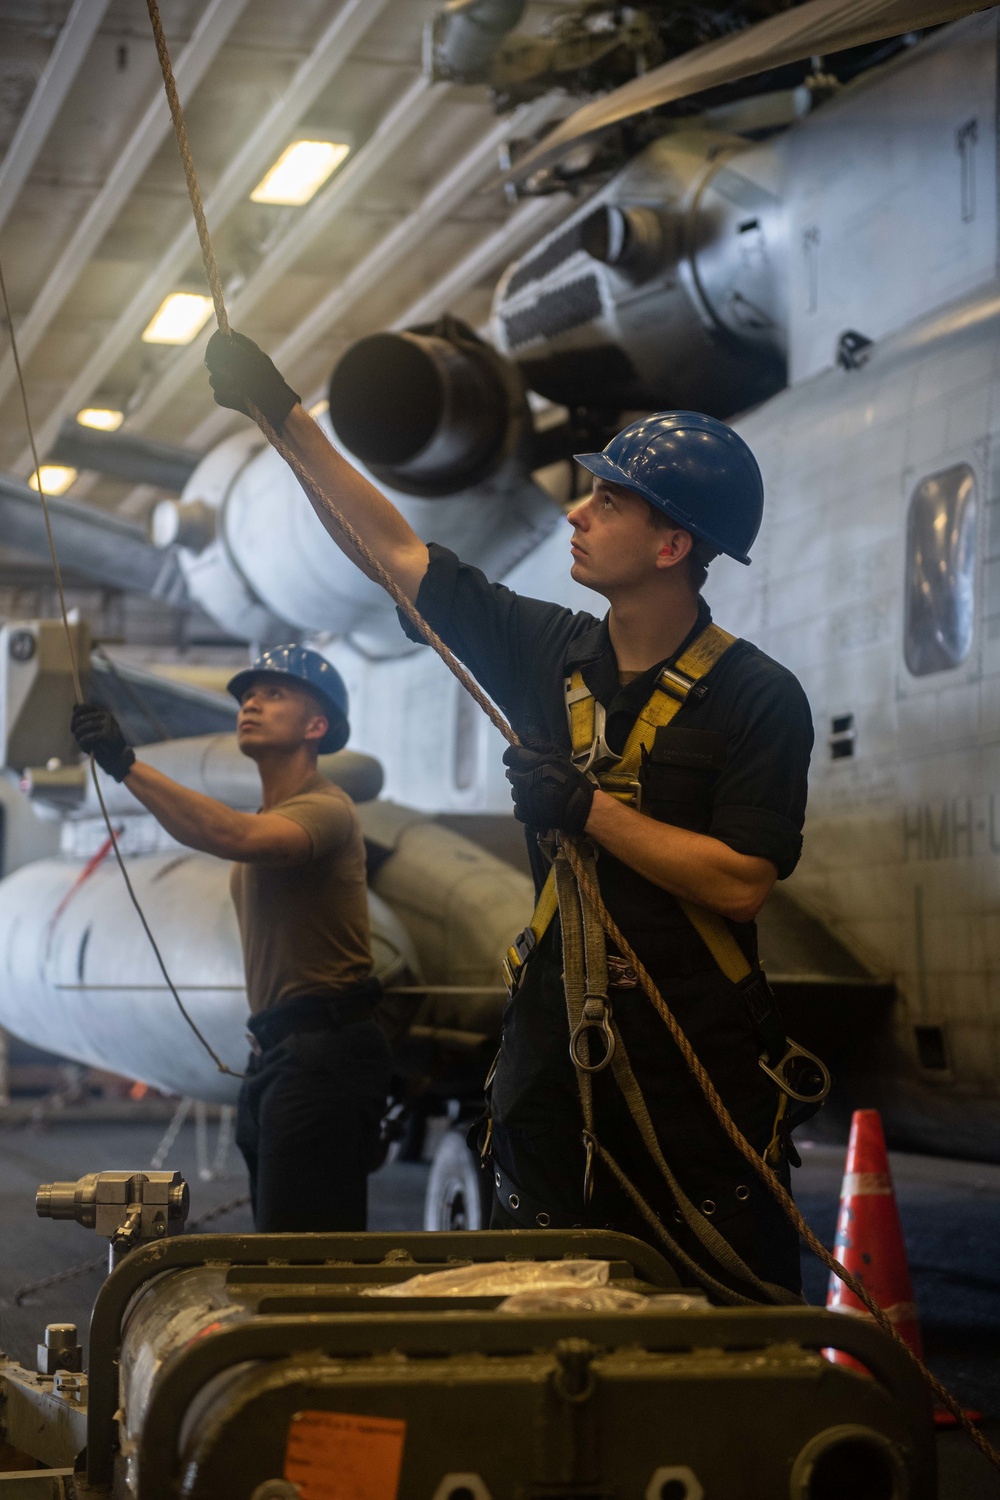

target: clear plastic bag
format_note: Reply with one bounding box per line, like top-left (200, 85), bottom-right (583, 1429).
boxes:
top-left (497, 1287), bottom-right (709, 1314)
top-left (362, 1258), bottom-right (611, 1298)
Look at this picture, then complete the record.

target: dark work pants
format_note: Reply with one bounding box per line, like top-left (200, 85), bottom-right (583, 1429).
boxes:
top-left (235, 1012), bottom-right (391, 1233)
top-left (488, 961), bottom-right (803, 1297)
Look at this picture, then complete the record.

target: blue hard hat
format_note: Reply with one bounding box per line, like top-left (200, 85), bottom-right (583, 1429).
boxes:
top-left (574, 411), bottom-right (764, 565)
top-left (227, 646), bottom-right (349, 754)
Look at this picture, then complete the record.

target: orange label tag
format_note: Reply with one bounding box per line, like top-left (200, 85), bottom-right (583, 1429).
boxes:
top-left (284, 1411), bottom-right (406, 1500)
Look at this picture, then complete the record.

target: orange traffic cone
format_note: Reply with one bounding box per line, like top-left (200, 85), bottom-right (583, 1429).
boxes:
top-left (826, 1108), bottom-right (922, 1363)
top-left (825, 1108), bottom-right (980, 1427)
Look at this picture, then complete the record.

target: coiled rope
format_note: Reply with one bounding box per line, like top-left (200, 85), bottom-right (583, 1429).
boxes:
top-left (126, 0), bottom-right (1000, 1466)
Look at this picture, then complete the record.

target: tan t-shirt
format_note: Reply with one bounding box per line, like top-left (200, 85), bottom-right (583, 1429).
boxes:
top-left (229, 773), bottom-right (372, 1014)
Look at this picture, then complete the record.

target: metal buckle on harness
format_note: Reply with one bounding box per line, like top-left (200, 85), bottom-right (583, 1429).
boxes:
top-left (758, 1038), bottom-right (831, 1106)
top-left (501, 925), bottom-right (537, 996)
top-left (569, 995), bottom-right (616, 1073)
top-left (569, 697), bottom-right (618, 780)
top-left (598, 772), bottom-right (642, 810)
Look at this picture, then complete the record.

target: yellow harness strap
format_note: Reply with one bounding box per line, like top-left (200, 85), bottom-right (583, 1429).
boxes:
top-left (503, 622), bottom-right (745, 992)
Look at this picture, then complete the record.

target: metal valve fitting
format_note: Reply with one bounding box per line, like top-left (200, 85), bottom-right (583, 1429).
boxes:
top-left (36, 1170), bottom-right (190, 1271)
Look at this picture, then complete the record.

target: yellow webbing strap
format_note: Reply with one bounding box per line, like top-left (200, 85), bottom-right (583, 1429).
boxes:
top-left (502, 864), bottom-right (558, 991)
top-left (677, 900), bottom-right (751, 984)
top-left (510, 622), bottom-right (744, 982)
top-left (615, 623), bottom-right (736, 781)
top-left (530, 865), bottom-right (558, 944)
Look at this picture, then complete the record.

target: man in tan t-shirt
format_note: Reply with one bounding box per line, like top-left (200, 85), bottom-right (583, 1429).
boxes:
top-left (71, 645), bottom-right (391, 1232)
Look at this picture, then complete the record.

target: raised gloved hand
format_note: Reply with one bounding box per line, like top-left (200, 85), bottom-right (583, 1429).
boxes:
top-left (502, 743), bottom-right (594, 834)
top-left (204, 330), bottom-right (300, 430)
top-left (71, 704), bottom-right (135, 783)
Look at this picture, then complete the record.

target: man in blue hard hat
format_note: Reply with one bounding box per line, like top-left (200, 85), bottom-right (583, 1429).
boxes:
top-left (204, 334), bottom-right (815, 1299)
top-left (71, 646), bottom-right (391, 1233)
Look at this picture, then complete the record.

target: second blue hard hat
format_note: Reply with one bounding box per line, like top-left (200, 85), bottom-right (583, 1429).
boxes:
top-left (574, 411), bottom-right (764, 565)
top-left (227, 645), bottom-right (349, 754)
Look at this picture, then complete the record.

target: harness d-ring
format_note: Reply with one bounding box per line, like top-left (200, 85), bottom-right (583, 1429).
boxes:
top-left (758, 1038), bottom-right (831, 1106)
top-left (569, 1002), bottom-right (616, 1073)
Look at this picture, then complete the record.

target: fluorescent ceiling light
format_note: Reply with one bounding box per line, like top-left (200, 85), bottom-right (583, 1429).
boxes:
top-left (29, 465), bottom-right (77, 496)
top-left (250, 140), bottom-right (350, 206)
top-left (76, 407), bottom-right (124, 431)
top-left (142, 292), bottom-right (214, 345)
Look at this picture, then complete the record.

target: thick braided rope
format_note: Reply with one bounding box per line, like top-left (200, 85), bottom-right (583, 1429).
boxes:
top-left (145, 0), bottom-right (229, 335)
top-left (144, 0), bottom-right (1000, 1469)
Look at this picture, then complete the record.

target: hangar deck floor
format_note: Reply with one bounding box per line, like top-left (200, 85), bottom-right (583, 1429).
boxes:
top-left (0, 1119), bottom-right (996, 1497)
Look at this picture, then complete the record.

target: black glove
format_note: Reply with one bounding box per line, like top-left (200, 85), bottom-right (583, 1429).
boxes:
top-left (71, 703), bottom-right (135, 783)
top-left (502, 743), bottom-right (594, 834)
top-left (204, 329), bottom-right (300, 430)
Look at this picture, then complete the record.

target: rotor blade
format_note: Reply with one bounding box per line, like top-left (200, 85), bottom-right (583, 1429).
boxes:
top-left (510, 0), bottom-right (994, 186)
top-left (49, 421), bottom-right (199, 493)
top-left (0, 472), bottom-right (184, 598)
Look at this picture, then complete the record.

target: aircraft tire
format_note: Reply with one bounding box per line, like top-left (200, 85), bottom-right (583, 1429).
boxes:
top-left (423, 1126), bottom-right (493, 1231)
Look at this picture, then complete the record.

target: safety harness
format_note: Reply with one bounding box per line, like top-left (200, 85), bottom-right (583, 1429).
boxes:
top-left (501, 621), bottom-right (830, 1194)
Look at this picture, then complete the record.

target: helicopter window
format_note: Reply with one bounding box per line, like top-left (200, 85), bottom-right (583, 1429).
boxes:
top-left (829, 714), bottom-right (855, 759)
top-left (904, 464), bottom-right (977, 677)
top-left (914, 1024), bottom-right (949, 1073)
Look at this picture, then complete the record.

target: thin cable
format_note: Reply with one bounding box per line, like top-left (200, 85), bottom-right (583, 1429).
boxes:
top-left (0, 251), bottom-right (241, 1081)
top-left (143, 0), bottom-right (1000, 1467)
top-left (93, 643), bottom-right (171, 740)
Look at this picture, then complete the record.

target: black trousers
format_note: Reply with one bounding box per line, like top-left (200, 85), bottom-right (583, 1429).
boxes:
top-left (488, 961), bottom-right (803, 1297)
top-left (235, 991), bottom-right (392, 1233)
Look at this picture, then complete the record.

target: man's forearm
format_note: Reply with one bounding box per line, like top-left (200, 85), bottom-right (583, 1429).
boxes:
top-left (584, 790), bottom-right (776, 922)
top-left (281, 406), bottom-right (429, 598)
top-left (122, 762), bottom-right (259, 860)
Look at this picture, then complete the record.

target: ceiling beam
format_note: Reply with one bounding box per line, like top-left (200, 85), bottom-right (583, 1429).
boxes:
top-left (389, 191), bottom-right (571, 331)
top-left (12, 0), bottom-right (401, 477)
top-left (142, 91), bottom-right (562, 451)
top-left (0, 0), bottom-right (113, 233)
top-left (0, 0), bottom-right (250, 430)
top-left (116, 74), bottom-right (444, 439)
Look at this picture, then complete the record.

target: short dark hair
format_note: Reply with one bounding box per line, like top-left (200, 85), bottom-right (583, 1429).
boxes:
top-left (646, 505), bottom-right (717, 592)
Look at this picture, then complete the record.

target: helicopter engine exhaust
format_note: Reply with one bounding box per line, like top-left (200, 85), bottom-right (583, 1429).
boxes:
top-left (151, 321), bottom-right (558, 654)
top-left (493, 131), bottom-right (789, 420)
top-left (328, 322), bottom-right (531, 497)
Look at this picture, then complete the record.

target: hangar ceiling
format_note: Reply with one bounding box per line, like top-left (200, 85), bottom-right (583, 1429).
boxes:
top-left (0, 0), bottom-right (575, 533)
